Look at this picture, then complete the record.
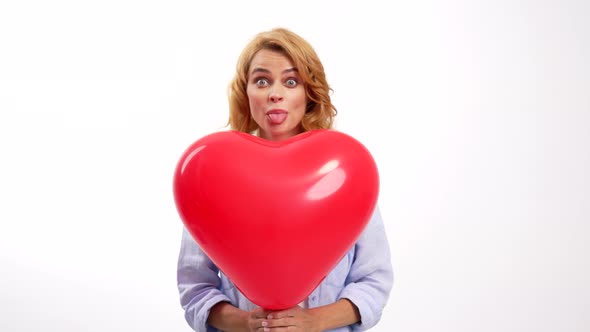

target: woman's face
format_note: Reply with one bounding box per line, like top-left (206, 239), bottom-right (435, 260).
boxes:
top-left (246, 49), bottom-right (307, 141)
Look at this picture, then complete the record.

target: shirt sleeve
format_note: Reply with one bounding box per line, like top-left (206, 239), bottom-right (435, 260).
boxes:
top-left (337, 205), bottom-right (394, 331)
top-left (177, 227), bottom-right (232, 332)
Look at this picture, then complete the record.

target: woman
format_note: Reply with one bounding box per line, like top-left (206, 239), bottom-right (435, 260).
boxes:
top-left (177, 27), bottom-right (393, 332)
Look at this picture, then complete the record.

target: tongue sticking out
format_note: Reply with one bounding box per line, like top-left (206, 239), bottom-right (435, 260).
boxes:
top-left (267, 112), bottom-right (288, 125)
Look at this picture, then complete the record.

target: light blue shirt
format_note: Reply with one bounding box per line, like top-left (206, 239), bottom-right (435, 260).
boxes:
top-left (177, 206), bottom-right (393, 332)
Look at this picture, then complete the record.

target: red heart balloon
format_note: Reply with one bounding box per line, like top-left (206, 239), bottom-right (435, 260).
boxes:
top-left (173, 129), bottom-right (379, 310)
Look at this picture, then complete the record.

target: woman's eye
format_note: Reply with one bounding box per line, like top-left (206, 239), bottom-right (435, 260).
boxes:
top-left (255, 78), bottom-right (269, 87)
top-left (285, 79), bottom-right (298, 87)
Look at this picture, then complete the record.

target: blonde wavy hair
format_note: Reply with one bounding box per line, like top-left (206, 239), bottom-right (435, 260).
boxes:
top-left (227, 28), bottom-right (337, 133)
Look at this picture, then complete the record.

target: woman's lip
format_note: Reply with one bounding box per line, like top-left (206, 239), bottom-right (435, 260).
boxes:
top-left (266, 109), bottom-right (287, 114)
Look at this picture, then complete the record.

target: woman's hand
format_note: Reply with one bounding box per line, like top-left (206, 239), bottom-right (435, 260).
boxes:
top-left (207, 302), bottom-right (267, 332)
top-left (245, 307), bottom-right (273, 331)
top-left (245, 298), bottom-right (359, 331)
top-left (254, 306), bottom-right (322, 332)
top-left (207, 304), bottom-right (319, 332)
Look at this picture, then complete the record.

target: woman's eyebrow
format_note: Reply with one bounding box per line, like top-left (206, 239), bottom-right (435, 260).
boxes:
top-left (250, 67), bottom-right (298, 75)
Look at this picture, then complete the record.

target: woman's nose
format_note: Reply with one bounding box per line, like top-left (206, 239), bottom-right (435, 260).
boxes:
top-left (269, 88), bottom-right (284, 103)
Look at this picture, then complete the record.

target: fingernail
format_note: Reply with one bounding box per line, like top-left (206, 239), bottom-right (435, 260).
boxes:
top-left (261, 321), bottom-right (268, 327)
top-left (267, 314), bottom-right (273, 319)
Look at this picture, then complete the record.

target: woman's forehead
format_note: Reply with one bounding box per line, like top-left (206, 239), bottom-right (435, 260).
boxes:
top-left (249, 50), bottom-right (297, 74)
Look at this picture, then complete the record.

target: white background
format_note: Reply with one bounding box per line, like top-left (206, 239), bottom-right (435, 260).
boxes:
top-left (1, 1), bottom-right (589, 331)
